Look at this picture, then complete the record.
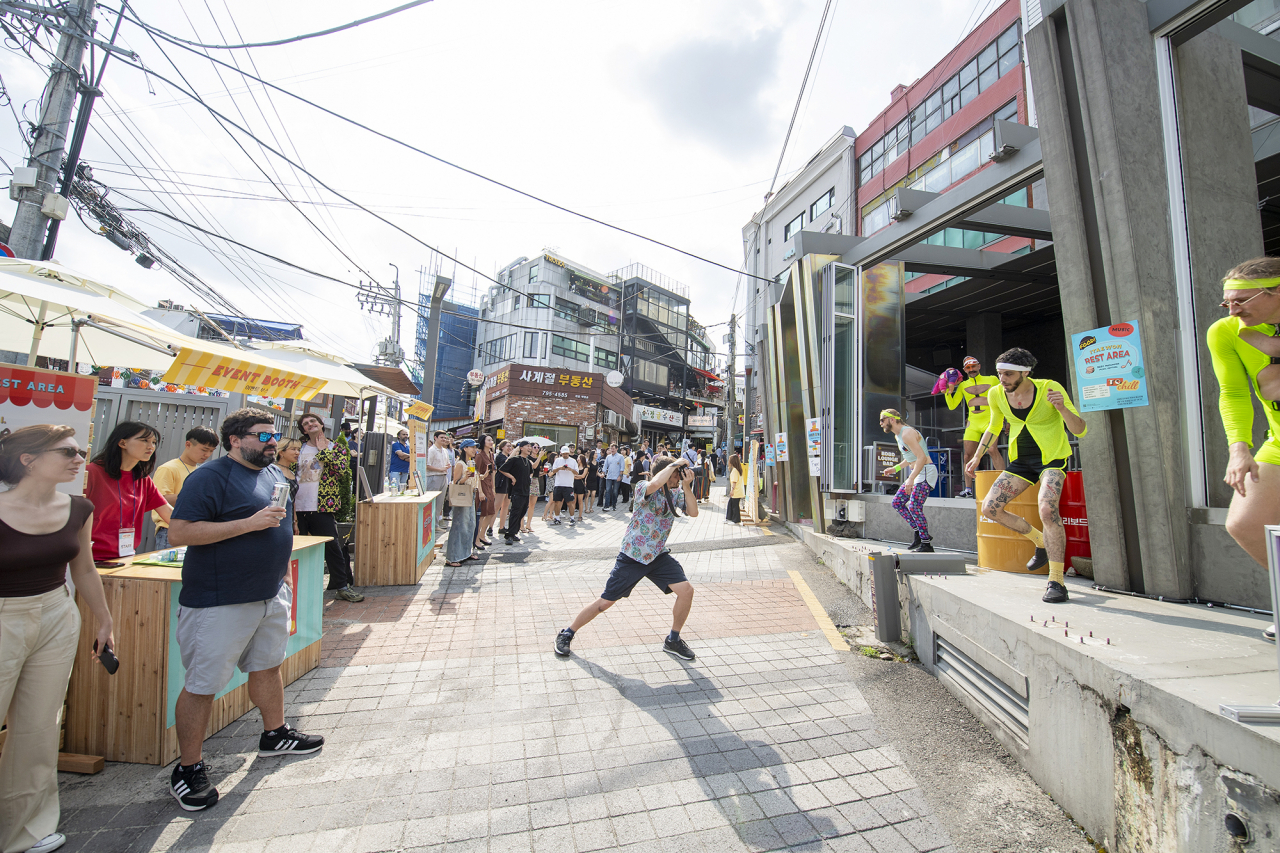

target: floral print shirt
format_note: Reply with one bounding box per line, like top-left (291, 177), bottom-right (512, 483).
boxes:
top-left (292, 441), bottom-right (348, 513)
top-left (619, 485), bottom-right (686, 564)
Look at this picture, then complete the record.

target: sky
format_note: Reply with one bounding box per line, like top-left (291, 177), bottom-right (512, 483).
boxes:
top-left (0, 0), bottom-right (994, 370)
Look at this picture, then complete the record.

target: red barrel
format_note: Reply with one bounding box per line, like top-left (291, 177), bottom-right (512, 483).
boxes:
top-left (1061, 471), bottom-right (1090, 568)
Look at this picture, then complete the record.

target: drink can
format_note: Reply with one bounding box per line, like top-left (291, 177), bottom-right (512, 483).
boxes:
top-left (271, 482), bottom-right (290, 508)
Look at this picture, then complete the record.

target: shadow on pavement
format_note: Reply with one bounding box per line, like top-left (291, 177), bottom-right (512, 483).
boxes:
top-left (572, 656), bottom-right (837, 851)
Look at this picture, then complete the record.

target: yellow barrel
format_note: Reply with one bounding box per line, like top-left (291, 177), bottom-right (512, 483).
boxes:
top-left (974, 470), bottom-right (1047, 574)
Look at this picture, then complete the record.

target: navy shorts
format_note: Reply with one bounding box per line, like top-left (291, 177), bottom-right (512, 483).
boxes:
top-left (601, 551), bottom-right (688, 601)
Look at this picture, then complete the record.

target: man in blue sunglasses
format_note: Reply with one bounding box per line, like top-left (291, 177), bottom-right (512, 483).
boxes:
top-left (167, 408), bottom-right (324, 812)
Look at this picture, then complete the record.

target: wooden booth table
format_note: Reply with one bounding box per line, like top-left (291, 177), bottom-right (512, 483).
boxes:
top-left (64, 535), bottom-right (329, 765)
top-left (354, 491), bottom-right (442, 586)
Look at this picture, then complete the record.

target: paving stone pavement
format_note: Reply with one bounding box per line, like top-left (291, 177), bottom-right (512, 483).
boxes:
top-left (54, 486), bottom-right (956, 853)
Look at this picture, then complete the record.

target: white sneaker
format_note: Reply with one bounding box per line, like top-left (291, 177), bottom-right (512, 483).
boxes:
top-left (26, 835), bottom-right (66, 853)
top-left (1265, 624), bottom-right (1276, 642)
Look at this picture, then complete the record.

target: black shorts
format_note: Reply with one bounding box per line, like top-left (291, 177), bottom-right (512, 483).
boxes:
top-left (574, 479), bottom-right (586, 495)
top-left (495, 475), bottom-right (509, 494)
top-left (1005, 457), bottom-right (1067, 485)
top-left (552, 485), bottom-right (575, 503)
top-left (602, 551), bottom-right (688, 601)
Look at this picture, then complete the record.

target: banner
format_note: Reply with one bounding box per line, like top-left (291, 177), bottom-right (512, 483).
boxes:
top-left (0, 366), bottom-right (96, 495)
top-left (405, 399), bottom-right (434, 421)
top-left (1071, 322), bottom-right (1149, 412)
top-left (162, 347), bottom-right (326, 401)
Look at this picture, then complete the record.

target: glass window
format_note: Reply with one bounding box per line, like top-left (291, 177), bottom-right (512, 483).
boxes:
top-left (943, 77), bottom-right (959, 101)
top-left (634, 359), bottom-right (668, 387)
top-left (950, 138), bottom-right (980, 179)
top-left (523, 331), bottom-right (541, 358)
top-left (860, 163), bottom-right (874, 186)
top-left (529, 293), bottom-right (550, 309)
top-left (979, 43), bottom-right (998, 72)
top-left (810, 188), bottom-right (834, 219)
top-left (863, 200), bottom-right (891, 234)
top-left (529, 263), bottom-right (539, 284)
top-left (554, 298), bottom-right (578, 321)
top-left (962, 229), bottom-right (986, 249)
top-left (784, 212), bottom-right (804, 242)
top-left (912, 124), bottom-right (927, 146)
top-left (832, 315), bottom-right (854, 490)
top-left (945, 228), bottom-right (964, 248)
top-left (551, 333), bottom-right (590, 362)
top-left (925, 91), bottom-right (941, 114)
top-left (923, 160), bottom-right (952, 192)
top-left (961, 80), bottom-right (979, 107)
top-left (834, 267), bottom-right (855, 314)
top-left (959, 60), bottom-right (978, 87)
top-left (999, 48), bottom-right (1019, 78)
top-left (978, 62), bottom-right (999, 91)
top-left (926, 110), bottom-right (941, 133)
top-left (995, 99), bottom-right (1018, 124)
top-left (594, 348), bottom-right (617, 370)
top-left (872, 137), bottom-right (884, 158)
top-left (524, 423), bottom-right (577, 449)
top-left (997, 24), bottom-right (1019, 56)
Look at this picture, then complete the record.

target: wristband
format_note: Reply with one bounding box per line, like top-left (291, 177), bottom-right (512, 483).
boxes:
top-left (892, 463), bottom-right (903, 473)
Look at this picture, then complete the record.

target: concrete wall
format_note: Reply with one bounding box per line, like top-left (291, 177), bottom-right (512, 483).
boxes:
top-left (849, 495), bottom-right (980, 553)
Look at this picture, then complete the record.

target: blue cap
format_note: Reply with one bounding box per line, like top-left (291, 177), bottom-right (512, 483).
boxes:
top-left (459, 438), bottom-right (477, 449)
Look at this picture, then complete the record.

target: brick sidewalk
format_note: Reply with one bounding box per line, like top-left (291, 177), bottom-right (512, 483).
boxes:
top-left (53, 490), bottom-right (954, 853)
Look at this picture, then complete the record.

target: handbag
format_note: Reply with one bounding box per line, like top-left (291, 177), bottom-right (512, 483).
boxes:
top-left (447, 477), bottom-right (475, 506)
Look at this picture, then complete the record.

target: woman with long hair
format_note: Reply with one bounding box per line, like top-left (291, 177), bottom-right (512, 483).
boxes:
top-left (572, 453), bottom-right (588, 521)
top-left (526, 448), bottom-right (547, 532)
top-left (554, 456), bottom-right (701, 660)
top-left (474, 434), bottom-right (497, 550)
top-left (294, 412), bottom-right (362, 602)
top-left (584, 444), bottom-right (599, 512)
top-left (726, 454), bottom-right (745, 524)
top-left (493, 440), bottom-right (512, 536)
top-left (85, 421), bottom-right (170, 562)
top-left (445, 440), bottom-right (479, 566)
top-left (0, 425), bottom-right (115, 853)
top-left (276, 438), bottom-right (303, 534)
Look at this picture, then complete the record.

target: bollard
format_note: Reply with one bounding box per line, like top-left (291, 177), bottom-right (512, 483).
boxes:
top-left (870, 553), bottom-right (901, 644)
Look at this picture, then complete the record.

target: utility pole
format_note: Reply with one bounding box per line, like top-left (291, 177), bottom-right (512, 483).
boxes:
top-left (726, 313), bottom-right (737, 451)
top-left (8, 0), bottom-right (98, 259)
top-left (419, 274), bottom-right (452, 411)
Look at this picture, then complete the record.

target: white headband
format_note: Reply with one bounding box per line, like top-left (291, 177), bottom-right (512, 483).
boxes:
top-left (996, 362), bottom-right (1033, 372)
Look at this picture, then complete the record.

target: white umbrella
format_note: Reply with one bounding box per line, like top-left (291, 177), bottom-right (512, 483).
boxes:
top-left (520, 435), bottom-right (554, 447)
top-left (256, 341), bottom-right (403, 400)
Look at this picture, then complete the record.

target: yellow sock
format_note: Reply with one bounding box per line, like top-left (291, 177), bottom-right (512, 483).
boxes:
top-left (1048, 561), bottom-right (1065, 584)
top-left (1022, 527), bottom-right (1045, 549)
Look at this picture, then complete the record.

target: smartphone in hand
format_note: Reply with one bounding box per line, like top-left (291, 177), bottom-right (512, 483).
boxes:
top-left (94, 640), bottom-right (120, 675)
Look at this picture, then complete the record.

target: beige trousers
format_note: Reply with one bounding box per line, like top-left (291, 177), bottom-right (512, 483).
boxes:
top-left (0, 586), bottom-right (80, 853)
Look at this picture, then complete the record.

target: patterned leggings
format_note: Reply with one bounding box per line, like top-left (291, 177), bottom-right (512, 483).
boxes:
top-left (891, 481), bottom-right (932, 540)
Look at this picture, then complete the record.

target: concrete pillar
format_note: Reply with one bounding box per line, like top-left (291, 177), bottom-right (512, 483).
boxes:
top-left (965, 312), bottom-right (1003, 370)
top-left (1027, 0), bottom-right (1202, 598)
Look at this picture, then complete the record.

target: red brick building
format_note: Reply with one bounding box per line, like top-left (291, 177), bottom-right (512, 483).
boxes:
top-left (474, 363), bottom-right (634, 447)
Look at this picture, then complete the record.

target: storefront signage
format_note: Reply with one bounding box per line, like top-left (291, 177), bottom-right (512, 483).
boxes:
top-left (0, 366), bottom-right (96, 495)
top-left (484, 364), bottom-right (599, 403)
top-left (775, 432), bottom-right (789, 461)
top-left (874, 442), bottom-right (901, 483)
top-left (687, 414), bottom-right (715, 428)
top-left (634, 404), bottom-right (683, 427)
top-left (1071, 322), bottom-right (1149, 412)
top-left (162, 347), bottom-right (327, 401)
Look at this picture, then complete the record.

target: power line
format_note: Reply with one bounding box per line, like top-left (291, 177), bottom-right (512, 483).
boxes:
top-left (766, 0), bottom-right (836, 200)
top-left (136, 0), bottom-right (434, 49)
top-left (120, 9), bottom-right (774, 284)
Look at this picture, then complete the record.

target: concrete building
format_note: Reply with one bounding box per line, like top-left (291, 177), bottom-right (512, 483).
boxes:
top-left (413, 297), bottom-right (478, 419)
top-left (753, 0), bottom-right (1280, 847)
top-left (475, 252), bottom-right (721, 444)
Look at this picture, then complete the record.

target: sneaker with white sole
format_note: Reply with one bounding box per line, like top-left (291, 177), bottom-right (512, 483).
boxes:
top-left (336, 585), bottom-right (364, 602)
top-left (25, 834), bottom-right (67, 853)
top-left (170, 761), bottom-right (219, 811)
top-left (554, 628), bottom-right (574, 657)
top-left (1265, 624), bottom-right (1276, 642)
top-left (258, 725), bottom-right (324, 757)
top-left (663, 637), bottom-right (695, 661)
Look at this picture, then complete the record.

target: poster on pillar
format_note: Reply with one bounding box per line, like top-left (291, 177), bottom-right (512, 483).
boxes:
top-left (1071, 322), bottom-right (1149, 412)
top-left (774, 432), bottom-right (789, 461)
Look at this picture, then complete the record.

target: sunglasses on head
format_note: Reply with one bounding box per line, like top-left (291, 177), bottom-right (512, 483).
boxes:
top-left (45, 447), bottom-right (87, 460)
top-left (244, 431), bottom-right (283, 443)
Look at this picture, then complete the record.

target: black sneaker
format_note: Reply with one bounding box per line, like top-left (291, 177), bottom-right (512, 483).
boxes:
top-left (567, 517), bottom-right (576, 526)
top-left (554, 629), bottom-right (574, 657)
top-left (258, 726), bottom-right (324, 757)
top-left (170, 761), bottom-right (218, 811)
top-left (663, 637), bottom-right (695, 661)
top-left (916, 541), bottom-right (934, 553)
top-left (1026, 547), bottom-right (1049, 572)
top-left (907, 531), bottom-right (922, 551)
top-left (505, 535), bottom-right (521, 544)
top-left (1042, 581), bottom-right (1069, 603)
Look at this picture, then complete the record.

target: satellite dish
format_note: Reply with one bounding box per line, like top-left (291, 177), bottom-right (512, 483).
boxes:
top-left (606, 370), bottom-right (624, 388)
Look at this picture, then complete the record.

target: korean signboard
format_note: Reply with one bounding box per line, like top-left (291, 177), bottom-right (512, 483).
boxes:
top-left (686, 414), bottom-right (715, 428)
top-left (634, 404), bottom-right (683, 427)
top-left (483, 364), bottom-right (601, 404)
top-left (1071, 322), bottom-right (1149, 412)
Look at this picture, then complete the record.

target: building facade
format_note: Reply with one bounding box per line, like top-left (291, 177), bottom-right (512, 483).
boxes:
top-left (413, 297), bottom-right (478, 419)
top-left (475, 252), bottom-right (720, 444)
top-left (473, 362), bottom-right (634, 447)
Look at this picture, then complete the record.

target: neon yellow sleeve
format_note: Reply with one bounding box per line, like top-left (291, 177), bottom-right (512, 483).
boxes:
top-left (1207, 317), bottom-right (1256, 447)
top-left (943, 382), bottom-right (965, 410)
top-left (1048, 380), bottom-right (1087, 439)
top-left (985, 386), bottom-right (1006, 439)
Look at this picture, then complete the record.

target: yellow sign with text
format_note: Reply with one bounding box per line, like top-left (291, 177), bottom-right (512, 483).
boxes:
top-left (405, 399), bottom-right (435, 421)
top-left (161, 348), bottom-right (326, 401)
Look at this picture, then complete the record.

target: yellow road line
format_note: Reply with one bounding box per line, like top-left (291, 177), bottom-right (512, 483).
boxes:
top-left (787, 570), bottom-right (848, 652)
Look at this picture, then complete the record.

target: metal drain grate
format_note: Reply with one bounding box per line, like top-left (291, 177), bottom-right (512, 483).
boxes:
top-left (934, 634), bottom-right (1029, 745)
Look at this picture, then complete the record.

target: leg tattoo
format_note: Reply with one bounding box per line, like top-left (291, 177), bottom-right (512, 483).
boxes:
top-left (981, 472), bottom-right (1033, 534)
top-left (1039, 470), bottom-right (1067, 562)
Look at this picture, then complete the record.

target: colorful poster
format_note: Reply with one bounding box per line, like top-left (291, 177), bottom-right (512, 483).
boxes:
top-left (765, 443), bottom-right (776, 466)
top-left (1071, 322), bottom-right (1149, 412)
top-left (0, 366), bottom-right (96, 495)
top-left (805, 417), bottom-right (820, 456)
top-left (416, 499), bottom-right (436, 567)
top-left (775, 432), bottom-right (789, 461)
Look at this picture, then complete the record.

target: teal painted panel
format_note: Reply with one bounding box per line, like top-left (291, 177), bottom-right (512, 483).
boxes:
top-left (164, 541), bottom-right (326, 729)
top-left (416, 495), bottom-right (440, 567)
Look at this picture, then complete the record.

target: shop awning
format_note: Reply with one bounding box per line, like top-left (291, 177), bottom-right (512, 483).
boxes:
top-left (692, 367), bottom-right (723, 383)
top-left (353, 363), bottom-right (422, 396)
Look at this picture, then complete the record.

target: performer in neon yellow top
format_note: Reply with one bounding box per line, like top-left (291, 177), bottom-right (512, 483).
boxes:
top-left (966, 347), bottom-right (1087, 604)
top-left (944, 356), bottom-right (1005, 497)
top-left (1208, 259), bottom-right (1280, 642)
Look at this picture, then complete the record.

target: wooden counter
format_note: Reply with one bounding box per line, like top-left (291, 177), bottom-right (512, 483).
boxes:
top-left (354, 491), bottom-right (442, 586)
top-left (64, 536), bottom-right (329, 765)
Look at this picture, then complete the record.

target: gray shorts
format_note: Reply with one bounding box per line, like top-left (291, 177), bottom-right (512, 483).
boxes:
top-left (176, 583), bottom-right (290, 695)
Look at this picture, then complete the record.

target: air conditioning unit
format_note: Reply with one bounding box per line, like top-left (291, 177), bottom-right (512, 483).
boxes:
top-left (604, 410), bottom-right (633, 432)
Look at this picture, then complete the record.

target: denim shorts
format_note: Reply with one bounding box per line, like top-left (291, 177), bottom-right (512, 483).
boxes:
top-left (601, 551), bottom-right (688, 601)
top-left (176, 583), bottom-right (290, 695)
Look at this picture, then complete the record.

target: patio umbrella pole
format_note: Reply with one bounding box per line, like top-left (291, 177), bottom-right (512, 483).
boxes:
top-left (26, 300), bottom-right (48, 366)
top-left (68, 318), bottom-right (81, 367)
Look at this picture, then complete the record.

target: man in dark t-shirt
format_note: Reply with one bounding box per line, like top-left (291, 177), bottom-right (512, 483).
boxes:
top-left (166, 409), bottom-right (324, 812)
top-left (499, 441), bottom-right (535, 545)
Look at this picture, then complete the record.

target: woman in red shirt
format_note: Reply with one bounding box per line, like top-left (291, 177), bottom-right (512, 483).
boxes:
top-left (84, 421), bottom-right (171, 562)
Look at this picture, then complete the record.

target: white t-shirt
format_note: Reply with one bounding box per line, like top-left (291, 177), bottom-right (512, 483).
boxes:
top-left (296, 443), bottom-right (321, 512)
top-left (426, 444), bottom-right (451, 476)
top-left (550, 456), bottom-right (579, 487)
